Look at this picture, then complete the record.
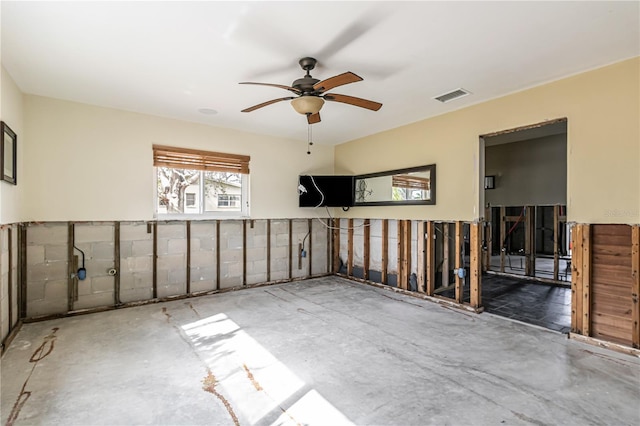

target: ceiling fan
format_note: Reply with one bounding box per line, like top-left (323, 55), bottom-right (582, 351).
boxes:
top-left (240, 57), bottom-right (382, 124)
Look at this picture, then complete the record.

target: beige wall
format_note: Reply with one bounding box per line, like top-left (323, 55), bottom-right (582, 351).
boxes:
top-left (0, 66), bottom-right (24, 224)
top-left (335, 57), bottom-right (640, 224)
top-left (23, 96), bottom-right (335, 221)
top-left (485, 134), bottom-right (567, 207)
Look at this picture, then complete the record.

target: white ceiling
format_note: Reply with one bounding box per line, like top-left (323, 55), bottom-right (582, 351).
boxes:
top-left (2, 1), bottom-right (639, 145)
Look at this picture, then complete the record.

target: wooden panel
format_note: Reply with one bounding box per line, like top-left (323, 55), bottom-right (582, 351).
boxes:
top-left (454, 221), bottom-right (463, 303)
top-left (470, 223), bottom-right (482, 308)
top-left (632, 225), bottom-right (639, 348)
top-left (590, 224), bottom-right (633, 346)
top-left (347, 219), bottom-right (354, 276)
top-left (382, 219), bottom-right (388, 284)
top-left (364, 219), bottom-right (370, 280)
top-left (425, 221), bottom-right (435, 296)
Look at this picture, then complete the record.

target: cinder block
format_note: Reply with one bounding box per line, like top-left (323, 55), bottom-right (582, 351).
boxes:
top-left (156, 239), bottom-right (169, 255)
top-left (198, 236), bottom-right (216, 251)
top-left (78, 280), bottom-right (93, 296)
top-left (132, 240), bottom-right (153, 257)
top-left (28, 261), bottom-right (68, 282)
top-left (27, 298), bottom-right (68, 317)
top-left (191, 250), bottom-right (215, 268)
top-left (219, 249), bottom-right (241, 263)
top-left (120, 223), bottom-right (153, 241)
top-left (27, 245), bottom-right (45, 265)
top-left (27, 224), bottom-right (67, 245)
top-left (190, 238), bottom-right (201, 252)
top-left (120, 287), bottom-right (153, 303)
top-left (91, 242), bottom-right (115, 260)
top-left (74, 292), bottom-right (115, 310)
top-left (190, 266), bottom-right (216, 283)
top-left (157, 254), bottom-right (185, 271)
top-left (84, 259), bottom-right (116, 277)
top-left (271, 246), bottom-right (288, 260)
top-left (158, 282), bottom-right (185, 298)
top-left (247, 234), bottom-right (267, 249)
top-left (91, 276), bottom-right (115, 293)
top-left (190, 279), bottom-right (215, 293)
top-left (247, 259), bottom-right (267, 275)
top-left (155, 269), bottom-right (169, 286)
top-left (168, 239), bottom-right (187, 254)
top-left (120, 271), bottom-right (153, 290)
top-left (220, 221), bottom-right (242, 236)
top-left (45, 245), bottom-right (68, 262)
top-left (123, 256), bottom-right (152, 273)
top-left (219, 275), bottom-right (241, 289)
top-left (271, 221), bottom-right (288, 234)
top-left (271, 270), bottom-right (288, 281)
top-left (44, 280), bottom-right (68, 300)
top-left (168, 269), bottom-right (187, 285)
top-left (26, 281), bottom-right (45, 302)
top-left (225, 236), bottom-right (243, 250)
top-left (275, 234), bottom-right (289, 247)
top-left (120, 241), bottom-right (133, 258)
top-left (75, 225), bottom-right (114, 243)
top-left (271, 258), bottom-right (288, 273)
top-left (220, 261), bottom-right (242, 278)
top-left (246, 273), bottom-right (267, 285)
top-left (246, 247), bottom-right (266, 262)
top-left (191, 222), bottom-right (215, 237)
top-left (158, 223), bottom-right (186, 239)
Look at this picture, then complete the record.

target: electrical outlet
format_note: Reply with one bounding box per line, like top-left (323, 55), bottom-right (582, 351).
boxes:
top-left (301, 250), bottom-right (307, 258)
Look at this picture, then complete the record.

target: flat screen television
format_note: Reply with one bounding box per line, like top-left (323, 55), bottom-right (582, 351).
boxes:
top-left (298, 175), bottom-right (355, 208)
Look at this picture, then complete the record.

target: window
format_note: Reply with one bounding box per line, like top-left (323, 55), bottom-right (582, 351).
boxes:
top-left (154, 145), bottom-right (250, 217)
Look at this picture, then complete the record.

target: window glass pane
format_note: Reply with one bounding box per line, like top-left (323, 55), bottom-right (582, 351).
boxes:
top-left (204, 171), bottom-right (243, 212)
top-left (157, 167), bottom-right (201, 214)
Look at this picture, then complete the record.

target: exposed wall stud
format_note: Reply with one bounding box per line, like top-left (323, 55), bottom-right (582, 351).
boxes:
top-left (308, 219), bottom-right (313, 276)
top-left (500, 207), bottom-right (506, 273)
top-left (470, 223), bottom-right (482, 308)
top-left (553, 205), bottom-right (560, 281)
top-left (67, 223), bottom-right (75, 312)
top-left (631, 225), bottom-right (639, 348)
top-left (571, 224), bottom-right (584, 334)
top-left (582, 224), bottom-right (591, 336)
top-left (382, 219), bottom-right (388, 284)
top-left (243, 219), bottom-right (247, 285)
top-left (19, 225), bottom-right (27, 319)
top-left (7, 228), bottom-right (13, 333)
top-left (364, 219), bottom-right (370, 281)
top-left (326, 219), bottom-right (331, 274)
top-left (114, 222), bottom-right (121, 305)
top-left (216, 221), bottom-right (221, 290)
top-left (347, 219), bottom-right (354, 276)
top-left (186, 221), bottom-right (191, 294)
top-left (153, 222), bottom-right (158, 298)
top-left (443, 223), bottom-right (450, 289)
top-left (288, 219), bottom-right (293, 279)
top-left (333, 218), bottom-right (340, 273)
top-left (454, 221), bottom-right (463, 303)
top-left (426, 221), bottom-right (435, 295)
top-left (417, 221), bottom-right (425, 292)
top-left (267, 219), bottom-right (272, 282)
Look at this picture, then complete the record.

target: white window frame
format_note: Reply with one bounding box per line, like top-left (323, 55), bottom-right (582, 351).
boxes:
top-left (154, 168), bottom-right (250, 219)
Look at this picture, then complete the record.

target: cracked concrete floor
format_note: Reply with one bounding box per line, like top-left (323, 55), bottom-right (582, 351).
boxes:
top-left (2, 276), bottom-right (639, 425)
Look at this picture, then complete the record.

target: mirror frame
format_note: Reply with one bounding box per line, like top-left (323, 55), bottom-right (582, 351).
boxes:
top-left (354, 164), bottom-right (436, 206)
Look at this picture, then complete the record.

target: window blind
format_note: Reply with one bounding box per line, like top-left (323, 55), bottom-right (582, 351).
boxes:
top-left (153, 145), bottom-right (250, 174)
top-left (392, 174), bottom-right (430, 190)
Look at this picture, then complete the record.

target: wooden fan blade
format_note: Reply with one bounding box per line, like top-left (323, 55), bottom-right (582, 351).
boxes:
top-left (241, 97), bottom-right (294, 113)
top-left (307, 112), bottom-right (321, 124)
top-left (324, 93), bottom-right (382, 111)
top-left (239, 82), bottom-right (301, 95)
top-left (313, 72), bottom-right (363, 93)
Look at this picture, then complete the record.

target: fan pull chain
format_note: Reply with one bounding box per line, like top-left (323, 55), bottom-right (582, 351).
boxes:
top-left (307, 121), bottom-right (314, 155)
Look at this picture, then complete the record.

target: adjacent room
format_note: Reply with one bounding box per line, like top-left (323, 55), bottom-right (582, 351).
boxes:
top-left (1, 2), bottom-right (639, 425)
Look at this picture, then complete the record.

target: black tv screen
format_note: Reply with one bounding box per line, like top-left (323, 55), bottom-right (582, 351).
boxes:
top-left (298, 175), bottom-right (354, 207)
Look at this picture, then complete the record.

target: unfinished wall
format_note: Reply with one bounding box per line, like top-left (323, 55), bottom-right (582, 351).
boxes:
top-left (0, 225), bottom-right (20, 349)
top-left (335, 58), bottom-right (639, 224)
top-left (19, 218), bottom-right (331, 319)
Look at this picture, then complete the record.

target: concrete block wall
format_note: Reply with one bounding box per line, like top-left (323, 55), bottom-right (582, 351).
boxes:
top-left (1, 225), bottom-right (19, 345)
top-left (17, 218), bottom-right (331, 319)
top-left (26, 223), bottom-right (69, 317)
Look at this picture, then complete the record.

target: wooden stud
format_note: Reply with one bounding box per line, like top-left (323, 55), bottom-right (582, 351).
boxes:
top-left (582, 224), bottom-right (591, 337)
top-left (347, 219), bottom-right (354, 276)
top-left (382, 219), bottom-right (388, 284)
top-left (454, 221), bottom-right (463, 303)
top-left (631, 225), bottom-right (639, 348)
top-left (68, 223), bottom-right (75, 312)
top-left (308, 219), bottom-right (313, 276)
top-left (326, 219), bottom-right (331, 274)
top-left (363, 219), bottom-right (370, 281)
top-left (416, 221), bottom-right (425, 293)
top-left (114, 222), bottom-right (121, 305)
top-left (483, 206), bottom-right (491, 272)
top-left (524, 206), bottom-right (533, 276)
top-left (7, 228), bottom-right (13, 331)
top-left (266, 220), bottom-right (271, 282)
top-left (426, 221), bottom-right (435, 296)
top-left (186, 221), bottom-right (191, 294)
top-left (243, 219), bottom-right (247, 285)
top-left (470, 223), bottom-right (482, 308)
top-left (215, 221), bottom-right (220, 290)
top-left (500, 207), bottom-right (506, 273)
top-left (333, 218), bottom-right (340, 273)
top-left (19, 225), bottom-right (27, 319)
top-left (403, 221), bottom-right (411, 290)
top-left (443, 223), bottom-right (450, 288)
top-left (397, 220), bottom-right (404, 289)
top-left (571, 225), bottom-right (584, 334)
top-left (298, 242), bottom-right (303, 270)
top-left (153, 222), bottom-right (158, 298)
top-left (288, 219), bottom-right (293, 279)
top-left (553, 205), bottom-right (560, 281)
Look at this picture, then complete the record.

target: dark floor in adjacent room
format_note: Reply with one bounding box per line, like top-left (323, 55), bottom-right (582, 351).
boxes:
top-left (481, 274), bottom-right (571, 333)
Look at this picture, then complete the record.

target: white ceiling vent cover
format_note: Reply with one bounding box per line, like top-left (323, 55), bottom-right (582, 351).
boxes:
top-left (433, 88), bottom-right (471, 103)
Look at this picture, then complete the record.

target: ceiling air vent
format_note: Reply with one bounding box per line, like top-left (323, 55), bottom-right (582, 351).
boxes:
top-left (433, 88), bottom-right (471, 103)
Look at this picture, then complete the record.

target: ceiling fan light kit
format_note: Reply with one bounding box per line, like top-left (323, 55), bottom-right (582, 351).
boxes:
top-left (240, 57), bottom-right (382, 124)
top-left (291, 96), bottom-right (325, 115)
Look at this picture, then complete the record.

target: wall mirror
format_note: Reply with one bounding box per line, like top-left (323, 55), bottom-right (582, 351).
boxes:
top-left (354, 164), bottom-right (436, 206)
top-left (1, 121), bottom-right (17, 185)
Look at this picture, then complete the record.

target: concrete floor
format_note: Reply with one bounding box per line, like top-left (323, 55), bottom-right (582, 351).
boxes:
top-left (2, 276), bottom-right (639, 426)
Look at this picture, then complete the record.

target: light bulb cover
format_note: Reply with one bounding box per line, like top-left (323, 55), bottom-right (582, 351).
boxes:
top-left (291, 96), bottom-right (324, 115)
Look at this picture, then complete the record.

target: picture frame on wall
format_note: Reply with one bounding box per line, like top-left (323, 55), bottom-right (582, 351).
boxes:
top-left (1, 121), bottom-right (17, 185)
